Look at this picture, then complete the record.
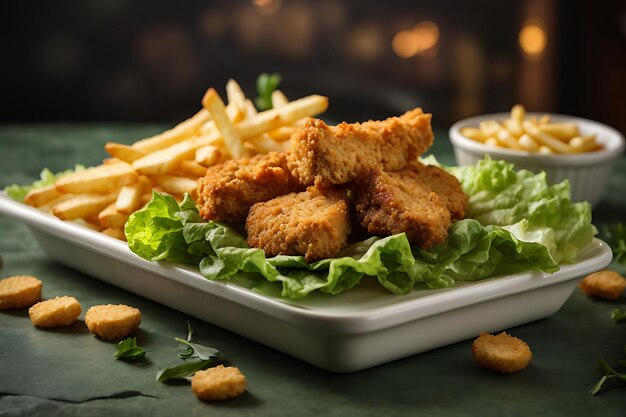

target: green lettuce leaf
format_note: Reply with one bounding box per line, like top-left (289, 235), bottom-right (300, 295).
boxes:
top-left (4, 165), bottom-right (85, 202)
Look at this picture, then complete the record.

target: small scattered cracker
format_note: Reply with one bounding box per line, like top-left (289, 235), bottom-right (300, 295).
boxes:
top-left (192, 365), bottom-right (246, 401)
top-left (29, 296), bottom-right (82, 327)
top-left (579, 269), bottom-right (626, 300)
top-left (85, 304), bottom-right (141, 341)
top-left (0, 275), bottom-right (42, 310)
top-left (472, 332), bottom-right (532, 373)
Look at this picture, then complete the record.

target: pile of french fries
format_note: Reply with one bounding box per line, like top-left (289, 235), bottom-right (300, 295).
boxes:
top-left (23, 79), bottom-right (329, 240)
top-left (461, 105), bottom-right (602, 154)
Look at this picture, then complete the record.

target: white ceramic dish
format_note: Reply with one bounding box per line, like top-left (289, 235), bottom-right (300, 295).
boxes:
top-left (0, 193), bottom-right (613, 372)
top-left (449, 113), bottom-right (625, 206)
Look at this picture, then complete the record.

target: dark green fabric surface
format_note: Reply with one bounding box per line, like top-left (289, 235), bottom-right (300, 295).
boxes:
top-left (0, 124), bottom-right (625, 417)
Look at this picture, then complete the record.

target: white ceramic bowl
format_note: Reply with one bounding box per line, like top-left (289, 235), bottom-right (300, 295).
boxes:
top-left (449, 113), bottom-right (625, 206)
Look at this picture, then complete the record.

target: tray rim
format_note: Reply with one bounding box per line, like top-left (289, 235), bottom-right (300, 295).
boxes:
top-left (0, 192), bottom-right (613, 335)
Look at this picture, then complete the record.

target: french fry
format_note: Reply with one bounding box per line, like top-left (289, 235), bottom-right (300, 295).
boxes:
top-left (203, 88), bottom-right (246, 159)
top-left (132, 133), bottom-right (220, 175)
top-left (24, 185), bottom-right (62, 207)
top-left (102, 158), bottom-right (119, 165)
top-left (52, 193), bottom-right (118, 221)
top-left (151, 175), bottom-right (198, 197)
top-left (72, 218), bottom-right (102, 231)
top-left (115, 176), bottom-right (151, 214)
top-left (485, 137), bottom-right (499, 148)
top-left (247, 135), bottom-right (292, 153)
top-left (510, 104), bottom-right (525, 122)
top-left (570, 135), bottom-right (597, 153)
top-left (178, 160), bottom-right (208, 177)
top-left (522, 120), bottom-right (572, 153)
top-left (37, 194), bottom-right (75, 213)
top-left (102, 228), bottom-right (126, 241)
top-left (198, 104), bottom-right (244, 135)
top-left (460, 127), bottom-right (487, 143)
top-left (478, 121), bottom-right (501, 137)
top-left (271, 90), bottom-right (289, 107)
top-left (538, 123), bottom-right (580, 141)
top-left (235, 94), bottom-right (328, 139)
top-left (539, 115), bottom-right (550, 125)
top-left (226, 79), bottom-right (247, 113)
top-left (503, 119), bottom-right (524, 137)
top-left (132, 109), bottom-right (210, 153)
top-left (105, 142), bottom-right (146, 163)
top-left (518, 134), bottom-right (539, 152)
top-left (244, 99), bottom-right (258, 118)
top-left (266, 126), bottom-right (297, 142)
top-left (538, 145), bottom-right (554, 154)
top-left (55, 162), bottom-right (137, 194)
top-left (98, 203), bottom-right (130, 229)
top-left (195, 145), bottom-right (222, 166)
top-left (496, 128), bottom-right (524, 150)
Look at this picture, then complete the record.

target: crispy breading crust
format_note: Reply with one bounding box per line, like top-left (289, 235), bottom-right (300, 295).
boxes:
top-left (472, 332), bottom-right (532, 373)
top-left (579, 269), bottom-right (626, 300)
top-left (287, 108), bottom-right (434, 187)
top-left (197, 152), bottom-right (302, 223)
top-left (353, 168), bottom-right (452, 249)
top-left (85, 304), bottom-right (141, 341)
top-left (406, 162), bottom-right (468, 220)
top-left (29, 296), bottom-right (82, 327)
top-left (246, 187), bottom-right (350, 262)
top-left (192, 365), bottom-right (246, 401)
top-left (0, 275), bottom-right (42, 310)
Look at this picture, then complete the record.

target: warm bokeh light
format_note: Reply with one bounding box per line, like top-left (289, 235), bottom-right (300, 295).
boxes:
top-left (392, 21), bottom-right (440, 58)
top-left (519, 23), bottom-right (547, 56)
top-left (253, 0), bottom-right (282, 16)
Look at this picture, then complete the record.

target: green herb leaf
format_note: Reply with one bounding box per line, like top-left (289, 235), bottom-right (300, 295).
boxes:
top-left (611, 308), bottom-right (626, 324)
top-left (589, 375), bottom-right (614, 395)
top-left (255, 73), bottom-right (282, 111)
top-left (175, 337), bottom-right (220, 360)
top-left (177, 321), bottom-right (196, 359)
top-left (156, 359), bottom-right (214, 382)
top-left (114, 337), bottom-right (146, 360)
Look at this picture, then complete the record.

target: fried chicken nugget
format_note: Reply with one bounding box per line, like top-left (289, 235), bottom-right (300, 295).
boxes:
top-left (85, 304), bottom-right (141, 341)
top-left (197, 152), bottom-right (302, 223)
top-left (407, 161), bottom-right (468, 220)
top-left (288, 108), bottom-right (434, 187)
top-left (246, 187), bottom-right (350, 262)
top-left (579, 269), bottom-right (626, 300)
top-left (353, 168), bottom-right (452, 249)
top-left (192, 365), bottom-right (246, 401)
top-left (472, 332), bottom-right (532, 373)
top-left (29, 296), bottom-right (82, 327)
top-left (0, 275), bottom-right (42, 310)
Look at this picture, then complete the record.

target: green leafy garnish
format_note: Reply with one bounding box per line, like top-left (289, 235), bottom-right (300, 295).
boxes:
top-left (611, 308), bottom-right (626, 324)
top-left (114, 337), bottom-right (146, 360)
top-left (589, 354), bottom-right (626, 395)
top-left (255, 73), bottom-right (282, 111)
top-left (156, 323), bottom-right (221, 383)
top-left (4, 165), bottom-right (85, 202)
top-left (600, 222), bottom-right (626, 265)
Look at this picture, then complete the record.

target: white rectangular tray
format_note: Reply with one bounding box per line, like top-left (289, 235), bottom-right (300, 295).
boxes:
top-left (0, 193), bottom-right (612, 372)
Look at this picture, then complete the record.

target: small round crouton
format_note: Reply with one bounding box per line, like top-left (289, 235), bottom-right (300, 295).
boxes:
top-left (579, 269), bottom-right (626, 300)
top-left (29, 296), bottom-right (82, 327)
top-left (85, 304), bottom-right (141, 341)
top-left (472, 332), bottom-right (532, 373)
top-left (0, 275), bottom-right (42, 310)
top-left (192, 365), bottom-right (246, 401)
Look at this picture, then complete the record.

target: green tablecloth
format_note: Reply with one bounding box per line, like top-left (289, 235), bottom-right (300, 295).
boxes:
top-left (1, 124), bottom-right (625, 416)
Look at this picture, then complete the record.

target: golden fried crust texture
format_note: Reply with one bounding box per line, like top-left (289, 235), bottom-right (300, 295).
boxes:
top-left (85, 304), bottom-right (141, 341)
top-left (472, 332), bottom-right (532, 373)
top-left (192, 365), bottom-right (247, 401)
top-left (0, 275), bottom-right (42, 310)
top-left (353, 168), bottom-right (452, 249)
top-left (579, 269), bottom-right (626, 300)
top-left (246, 187), bottom-right (351, 262)
top-left (29, 296), bottom-right (82, 327)
top-left (197, 152), bottom-right (303, 223)
top-left (287, 108), bottom-right (434, 187)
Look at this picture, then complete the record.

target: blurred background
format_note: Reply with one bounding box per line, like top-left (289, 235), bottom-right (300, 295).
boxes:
top-left (3, 0), bottom-right (626, 132)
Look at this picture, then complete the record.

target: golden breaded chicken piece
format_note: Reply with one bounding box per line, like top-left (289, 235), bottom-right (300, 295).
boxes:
top-left (246, 187), bottom-right (350, 262)
top-left (192, 365), bottom-right (246, 401)
top-left (287, 108), bottom-right (434, 187)
top-left (472, 332), bottom-right (532, 374)
top-left (397, 161), bottom-right (468, 220)
top-left (197, 152), bottom-right (303, 223)
top-left (353, 168), bottom-right (451, 249)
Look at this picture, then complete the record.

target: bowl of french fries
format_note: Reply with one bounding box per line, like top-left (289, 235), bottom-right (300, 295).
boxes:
top-left (449, 105), bottom-right (625, 206)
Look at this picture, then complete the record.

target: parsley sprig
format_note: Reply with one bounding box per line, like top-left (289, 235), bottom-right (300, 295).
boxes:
top-left (156, 322), bottom-right (222, 383)
top-left (600, 222), bottom-right (626, 265)
top-left (255, 73), bottom-right (282, 111)
top-left (589, 350), bottom-right (626, 395)
top-left (114, 337), bottom-right (146, 361)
